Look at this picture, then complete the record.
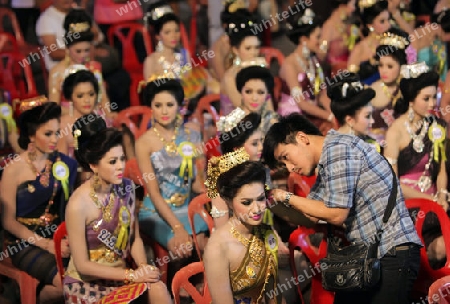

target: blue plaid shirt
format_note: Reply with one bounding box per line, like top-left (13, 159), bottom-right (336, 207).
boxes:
top-left (308, 130), bottom-right (422, 258)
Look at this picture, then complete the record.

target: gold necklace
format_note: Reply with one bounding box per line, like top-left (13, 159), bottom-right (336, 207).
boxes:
top-left (230, 225), bottom-right (253, 247)
top-left (90, 186), bottom-right (115, 222)
top-left (27, 153), bottom-right (52, 187)
top-left (153, 124), bottom-right (179, 156)
top-left (381, 80), bottom-right (402, 106)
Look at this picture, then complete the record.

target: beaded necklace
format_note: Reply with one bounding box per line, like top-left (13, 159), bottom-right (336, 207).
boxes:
top-left (90, 185), bottom-right (115, 223)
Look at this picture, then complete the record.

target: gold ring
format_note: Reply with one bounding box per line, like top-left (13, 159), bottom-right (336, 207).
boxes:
top-left (150, 266), bottom-right (156, 271)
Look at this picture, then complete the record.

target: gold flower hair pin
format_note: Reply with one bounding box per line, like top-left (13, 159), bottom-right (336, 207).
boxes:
top-left (73, 129), bottom-right (81, 150)
top-left (68, 22), bottom-right (90, 34)
top-left (217, 107), bottom-right (246, 133)
top-left (400, 62), bottom-right (429, 79)
top-left (205, 147), bottom-right (250, 198)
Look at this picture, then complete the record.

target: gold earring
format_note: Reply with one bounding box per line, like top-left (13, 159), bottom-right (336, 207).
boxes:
top-left (28, 142), bottom-right (36, 161)
top-left (93, 172), bottom-right (101, 191)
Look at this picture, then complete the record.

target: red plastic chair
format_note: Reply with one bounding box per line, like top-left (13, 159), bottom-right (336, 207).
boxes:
top-left (0, 257), bottom-right (39, 303)
top-left (53, 222), bottom-right (67, 284)
top-left (428, 275), bottom-right (450, 303)
top-left (406, 198), bottom-right (450, 298)
top-left (172, 261), bottom-right (211, 304)
top-left (108, 22), bottom-right (148, 106)
top-left (123, 158), bottom-right (145, 187)
top-left (260, 47), bottom-right (285, 66)
top-left (204, 137), bottom-right (221, 162)
top-left (193, 94), bottom-right (220, 131)
top-left (0, 32), bottom-right (19, 52)
top-left (287, 173), bottom-right (317, 198)
top-left (139, 232), bottom-right (169, 284)
top-left (113, 106), bottom-right (152, 140)
top-left (0, 52), bottom-right (38, 101)
top-left (188, 194), bottom-right (215, 260)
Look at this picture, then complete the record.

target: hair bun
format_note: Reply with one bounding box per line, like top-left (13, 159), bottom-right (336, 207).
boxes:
top-left (327, 73), bottom-right (366, 101)
top-left (73, 114), bottom-right (106, 150)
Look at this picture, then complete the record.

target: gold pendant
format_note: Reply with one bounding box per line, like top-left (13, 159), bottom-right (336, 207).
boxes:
top-left (104, 209), bottom-right (113, 223)
top-left (165, 142), bottom-right (178, 155)
top-left (246, 266), bottom-right (256, 279)
top-left (28, 184), bottom-right (35, 193)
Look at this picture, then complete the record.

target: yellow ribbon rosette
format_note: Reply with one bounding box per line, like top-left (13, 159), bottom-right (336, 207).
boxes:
top-left (115, 206), bottom-right (131, 251)
top-left (0, 103), bottom-right (16, 133)
top-left (265, 230), bottom-right (279, 266)
top-left (428, 122), bottom-right (447, 162)
top-left (178, 141), bottom-right (196, 178)
top-left (52, 161), bottom-right (70, 200)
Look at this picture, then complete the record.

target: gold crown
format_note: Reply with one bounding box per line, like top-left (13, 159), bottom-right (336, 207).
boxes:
top-left (224, 0), bottom-right (247, 13)
top-left (298, 8), bottom-right (315, 25)
top-left (18, 95), bottom-right (48, 112)
top-left (240, 57), bottom-right (267, 68)
top-left (68, 22), bottom-right (90, 34)
top-left (358, 0), bottom-right (378, 11)
top-left (205, 147), bottom-right (250, 198)
top-left (137, 72), bottom-right (177, 94)
top-left (217, 107), bottom-right (246, 132)
top-left (151, 5), bottom-right (173, 21)
top-left (400, 62), bottom-right (429, 79)
top-left (379, 32), bottom-right (409, 50)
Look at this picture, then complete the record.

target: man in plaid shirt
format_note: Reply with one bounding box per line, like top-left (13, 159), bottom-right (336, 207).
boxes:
top-left (263, 113), bottom-right (422, 304)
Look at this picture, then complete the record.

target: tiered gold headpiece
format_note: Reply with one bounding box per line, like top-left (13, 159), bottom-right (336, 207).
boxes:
top-left (19, 95), bottom-right (48, 112)
top-left (358, 0), bottom-right (378, 11)
top-left (151, 5), bottom-right (173, 21)
top-left (379, 32), bottom-right (409, 50)
top-left (217, 107), bottom-right (246, 133)
top-left (400, 62), bottom-right (429, 79)
top-left (298, 8), bottom-right (315, 25)
top-left (224, 0), bottom-right (247, 12)
top-left (68, 22), bottom-right (90, 34)
top-left (205, 147), bottom-right (250, 198)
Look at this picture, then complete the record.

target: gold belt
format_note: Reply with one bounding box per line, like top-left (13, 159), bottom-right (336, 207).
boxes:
top-left (165, 193), bottom-right (188, 207)
top-left (17, 214), bottom-right (58, 226)
top-left (89, 248), bottom-right (120, 263)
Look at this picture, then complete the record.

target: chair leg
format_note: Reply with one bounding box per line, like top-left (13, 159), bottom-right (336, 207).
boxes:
top-left (18, 274), bottom-right (38, 304)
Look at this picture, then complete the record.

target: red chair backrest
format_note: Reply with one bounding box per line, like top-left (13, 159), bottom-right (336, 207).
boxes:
top-left (260, 47), bottom-right (285, 66)
top-left (113, 106), bottom-right (152, 140)
top-left (0, 8), bottom-right (25, 47)
top-left (204, 137), bottom-right (222, 162)
top-left (172, 261), bottom-right (211, 304)
top-left (428, 275), bottom-right (450, 303)
top-left (188, 194), bottom-right (215, 260)
top-left (0, 32), bottom-right (19, 53)
top-left (406, 198), bottom-right (450, 297)
top-left (193, 94), bottom-right (220, 131)
top-left (53, 222), bottom-right (67, 284)
top-left (0, 52), bottom-right (38, 100)
top-left (123, 158), bottom-right (145, 187)
top-left (108, 22), bottom-right (149, 72)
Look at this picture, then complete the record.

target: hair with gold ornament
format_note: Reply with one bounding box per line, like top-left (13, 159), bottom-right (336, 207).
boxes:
top-left (400, 62), bottom-right (429, 79)
top-left (68, 22), bottom-right (90, 34)
top-left (19, 95), bottom-right (48, 112)
top-left (217, 107), bottom-right (246, 133)
top-left (224, 0), bottom-right (247, 13)
top-left (358, 0), bottom-right (378, 11)
top-left (205, 147), bottom-right (250, 198)
top-left (378, 31), bottom-right (409, 50)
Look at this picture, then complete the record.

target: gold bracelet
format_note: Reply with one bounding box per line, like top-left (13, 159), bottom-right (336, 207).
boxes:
top-left (124, 269), bottom-right (130, 284)
top-left (171, 224), bottom-right (183, 232)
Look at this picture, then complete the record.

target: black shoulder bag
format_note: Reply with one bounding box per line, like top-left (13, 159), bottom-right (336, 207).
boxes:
top-left (320, 166), bottom-right (398, 292)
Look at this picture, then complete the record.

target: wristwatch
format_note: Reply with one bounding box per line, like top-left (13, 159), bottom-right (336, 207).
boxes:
top-left (283, 192), bottom-right (293, 208)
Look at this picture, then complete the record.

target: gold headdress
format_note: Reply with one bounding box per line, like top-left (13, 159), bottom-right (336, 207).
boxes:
top-left (298, 8), bottom-right (315, 25)
top-left (151, 5), bottom-right (173, 21)
top-left (137, 72), bottom-right (177, 94)
top-left (400, 62), bottom-right (429, 79)
top-left (63, 64), bottom-right (89, 81)
top-left (73, 129), bottom-right (81, 150)
top-left (68, 22), bottom-right (90, 34)
top-left (378, 32), bottom-right (409, 50)
top-left (205, 147), bottom-right (250, 198)
top-left (18, 95), bottom-right (48, 112)
top-left (217, 107), bottom-right (246, 133)
top-left (358, 0), bottom-right (378, 11)
top-left (224, 0), bottom-right (247, 13)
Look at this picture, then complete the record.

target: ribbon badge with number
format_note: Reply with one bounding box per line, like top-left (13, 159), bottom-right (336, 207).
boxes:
top-left (265, 230), bottom-right (278, 265)
top-left (0, 103), bottom-right (16, 133)
top-left (52, 161), bottom-right (70, 200)
top-left (428, 122), bottom-right (447, 162)
top-left (115, 206), bottom-right (131, 251)
top-left (178, 141), bottom-right (196, 178)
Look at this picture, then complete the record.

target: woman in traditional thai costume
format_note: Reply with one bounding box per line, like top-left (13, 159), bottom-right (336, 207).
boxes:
top-left (348, 0), bottom-right (391, 85)
top-left (48, 9), bottom-right (116, 120)
top-left (384, 62), bottom-right (449, 267)
top-left (235, 66), bottom-right (277, 137)
top-left (321, 0), bottom-right (359, 73)
top-left (204, 157), bottom-right (284, 304)
top-left (64, 115), bottom-right (172, 303)
top-left (0, 102), bottom-right (77, 303)
top-left (137, 78), bottom-right (208, 258)
top-left (279, 8), bottom-right (336, 134)
top-left (370, 28), bottom-right (410, 144)
top-left (57, 68), bottom-right (98, 159)
top-left (329, 73), bottom-right (380, 151)
top-left (221, 14), bottom-right (271, 116)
